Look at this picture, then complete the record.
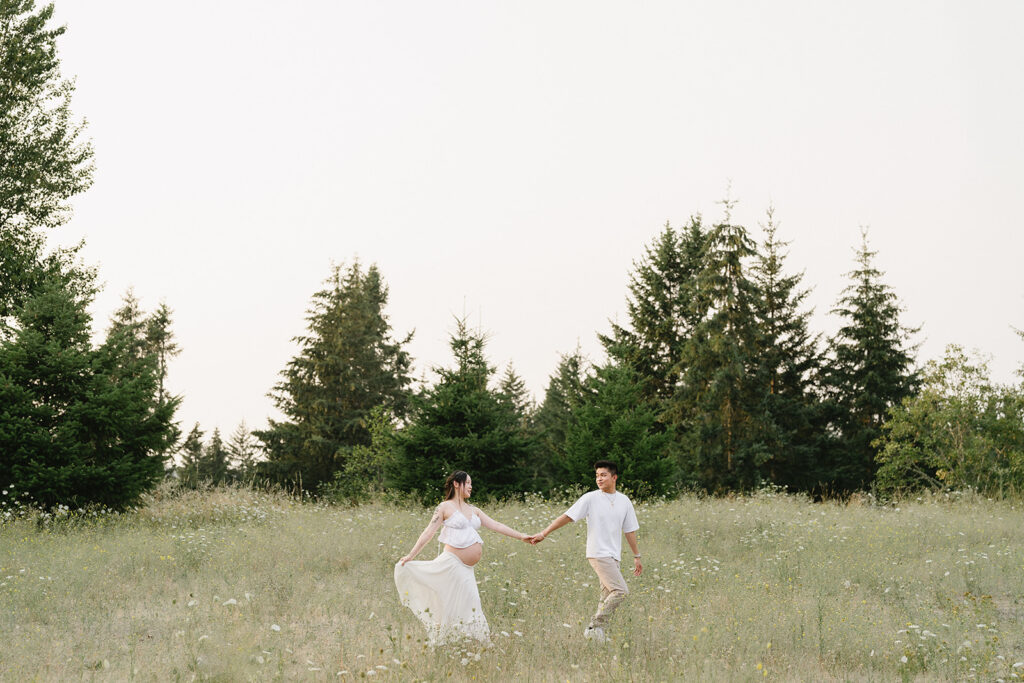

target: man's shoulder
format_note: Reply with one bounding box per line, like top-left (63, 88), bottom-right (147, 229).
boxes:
top-left (571, 490), bottom-right (598, 504)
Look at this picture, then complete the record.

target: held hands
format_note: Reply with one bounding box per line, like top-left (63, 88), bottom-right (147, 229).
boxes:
top-left (518, 532), bottom-right (545, 545)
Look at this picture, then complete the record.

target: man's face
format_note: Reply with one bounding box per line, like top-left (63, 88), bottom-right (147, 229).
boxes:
top-left (595, 468), bottom-right (617, 492)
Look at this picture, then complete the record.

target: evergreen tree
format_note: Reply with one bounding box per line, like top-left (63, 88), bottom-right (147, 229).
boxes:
top-left (256, 261), bottom-right (412, 491)
top-left (200, 428), bottom-right (230, 484)
top-left (558, 360), bottom-right (677, 497)
top-left (601, 217), bottom-right (708, 403)
top-left (823, 228), bottom-right (919, 492)
top-left (177, 423), bottom-right (204, 487)
top-left (387, 318), bottom-right (532, 503)
top-left (497, 363), bottom-right (533, 426)
top-left (108, 291), bottom-right (182, 455)
top-left (750, 208), bottom-right (824, 490)
top-left (227, 420), bottom-right (260, 481)
top-left (145, 302), bottom-right (180, 407)
top-left (0, 278), bottom-right (176, 509)
top-left (0, 1), bottom-right (94, 324)
top-left (324, 405), bottom-right (399, 501)
top-left (669, 203), bottom-right (771, 492)
top-left (532, 347), bottom-right (589, 490)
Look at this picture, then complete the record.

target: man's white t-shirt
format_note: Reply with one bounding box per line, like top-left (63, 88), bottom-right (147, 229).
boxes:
top-left (564, 490), bottom-right (640, 562)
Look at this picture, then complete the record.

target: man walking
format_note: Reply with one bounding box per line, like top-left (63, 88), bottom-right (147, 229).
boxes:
top-left (532, 460), bottom-right (642, 642)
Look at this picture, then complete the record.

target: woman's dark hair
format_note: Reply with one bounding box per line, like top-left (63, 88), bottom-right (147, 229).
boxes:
top-left (593, 460), bottom-right (618, 476)
top-left (444, 471), bottom-right (469, 500)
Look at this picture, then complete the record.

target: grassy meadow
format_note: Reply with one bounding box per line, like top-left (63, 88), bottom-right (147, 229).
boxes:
top-left (1, 486), bottom-right (1022, 682)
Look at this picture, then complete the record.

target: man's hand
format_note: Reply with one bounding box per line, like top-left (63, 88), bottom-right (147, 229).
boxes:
top-left (633, 557), bottom-right (643, 576)
top-left (529, 532), bottom-right (546, 545)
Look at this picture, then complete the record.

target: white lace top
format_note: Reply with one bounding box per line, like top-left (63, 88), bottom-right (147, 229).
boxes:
top-left (439, 508), bottom-right (484, 548)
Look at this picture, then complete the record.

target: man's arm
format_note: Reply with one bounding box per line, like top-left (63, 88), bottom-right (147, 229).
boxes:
top-left (624, 530), bottom-right (642, 576)
top-left (532, 514), bottom-right (573, 543)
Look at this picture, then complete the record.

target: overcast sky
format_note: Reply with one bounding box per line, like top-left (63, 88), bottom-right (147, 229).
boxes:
top-left (48, 1), bottom-right (1023, 438)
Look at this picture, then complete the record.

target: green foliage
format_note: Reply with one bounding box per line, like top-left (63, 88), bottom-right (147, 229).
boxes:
top-left (0, 278), bottom-right (177, 509)
top-left (875, 345), bottom-right (1024, 497)
top-left (321, 405), bottom-right (399, 502)
top-left (387, 318), bottom-right (534, 503)
top-left (556, 360), bottom-right (677, 497)
top-left (601, 217), bottom-right (708, 403)
top-left (749, 208), bottom-right (825, 491)
top-left (176, 423), bottom-right (204, 488)
top-left (532, 347), bottom-right (589, 490)
top-left (823, 229), bottom-right (919, 492)
top-left (0, 0), bottom-right (94, 325)
top-left (670, 207), bottom-right (772, 492)
top-left (256, 261), bottom-right (412, 491)
top-left (226, 420), bottom-right (261, 481)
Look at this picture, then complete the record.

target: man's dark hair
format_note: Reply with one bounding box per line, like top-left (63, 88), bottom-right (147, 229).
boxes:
top-left (593, 460), bottom-right (618, 476)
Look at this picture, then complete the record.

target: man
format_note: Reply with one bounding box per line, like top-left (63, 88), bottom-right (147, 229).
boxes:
top-left (532, 460), bottom-right (642, 642)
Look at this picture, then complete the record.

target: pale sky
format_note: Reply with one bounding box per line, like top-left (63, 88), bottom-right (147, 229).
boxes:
top-left (48, 1), bottom-right (1024, 438)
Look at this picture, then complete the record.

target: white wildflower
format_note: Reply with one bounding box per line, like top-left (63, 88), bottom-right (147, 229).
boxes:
top-left (271, 624), bottom-right (281, 632)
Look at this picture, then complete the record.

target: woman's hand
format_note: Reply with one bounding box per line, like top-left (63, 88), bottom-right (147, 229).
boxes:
top-left (398, 555), bottom-right (413, 566)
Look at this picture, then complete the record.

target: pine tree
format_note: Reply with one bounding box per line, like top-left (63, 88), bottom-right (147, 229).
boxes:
top-left (750, 208), bottom-right (824, 490)
top-left (145, 302), bottom-right (180, 408)
top-left (670, 202), bottom-right (770, 492)
top-left (601, 217), bottom-right (708, 403)
top-left (0, 1), bottom-right (94, 324)
top-left (823, 228), bottom-right (919, 492)
top-left (108, 291), bottom-right (182, 455)
top-left (558, 360), bottom-right (677, 497)
top-left (256, 261), bottom-right (413, 491)
top-left (497, 363), bottom-right (533, 425)
top-left (200, 428), bottom-right (230, 484)
top-left (227, 420), bottom-right (260, 481)
top-left (0, 278), bottom-right (176, 509)
top-left (388, 318), bottom-right (533, 503)
top-left (177, 423), bottom-right (204, 488)
top-left (532, 347), bottom-right (589, 490)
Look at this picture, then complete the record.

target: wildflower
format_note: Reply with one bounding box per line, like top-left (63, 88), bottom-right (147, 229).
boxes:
top-left (900, 656), bottom-right (908, 663)
top-left (222, 598), bottom-right (237, 606)
top-left (271, 624), bottom-right (281, 632)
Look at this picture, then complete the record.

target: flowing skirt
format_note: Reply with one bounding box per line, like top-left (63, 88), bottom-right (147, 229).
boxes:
top-left (394, 551), bottom-right (490, 646)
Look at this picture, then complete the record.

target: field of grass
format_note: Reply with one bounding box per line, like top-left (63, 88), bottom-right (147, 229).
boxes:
top-left (1, 485), bottom-right (1022, 681)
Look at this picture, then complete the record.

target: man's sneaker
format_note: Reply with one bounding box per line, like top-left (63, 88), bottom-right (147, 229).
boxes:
top-left (583, 626), bottom-right (607, 643)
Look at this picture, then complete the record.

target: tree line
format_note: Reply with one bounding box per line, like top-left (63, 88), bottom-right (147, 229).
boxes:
top-left (3, 2), bottom-right (1023, 512)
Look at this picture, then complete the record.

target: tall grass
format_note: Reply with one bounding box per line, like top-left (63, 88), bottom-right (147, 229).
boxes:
top-left (1, 485), bottom-right (1021, 681)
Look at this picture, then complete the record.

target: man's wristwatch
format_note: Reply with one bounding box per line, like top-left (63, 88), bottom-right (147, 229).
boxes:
top-left (633, 554), bottom-right (641, 559)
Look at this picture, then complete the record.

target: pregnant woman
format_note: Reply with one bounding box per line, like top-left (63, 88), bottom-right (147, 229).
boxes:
top-left (394, 471), bottom-right (531, 646)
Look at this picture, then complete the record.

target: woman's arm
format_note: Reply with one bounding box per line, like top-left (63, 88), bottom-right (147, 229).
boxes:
top-left (475, 508), bottom-right (529, 542)
top-left (399, 504), bottom-right (446, 565)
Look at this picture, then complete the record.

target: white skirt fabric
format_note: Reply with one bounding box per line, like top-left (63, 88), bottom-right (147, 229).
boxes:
top-left (394, 551), bottom-right (490, 646)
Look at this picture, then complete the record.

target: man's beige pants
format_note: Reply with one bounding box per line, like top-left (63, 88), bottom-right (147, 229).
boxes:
top-left (587, 557), bottom-right (629, 629)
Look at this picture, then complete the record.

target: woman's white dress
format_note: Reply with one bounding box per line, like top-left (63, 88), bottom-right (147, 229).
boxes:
top-left (394, 510), bottom-right (490, 646)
